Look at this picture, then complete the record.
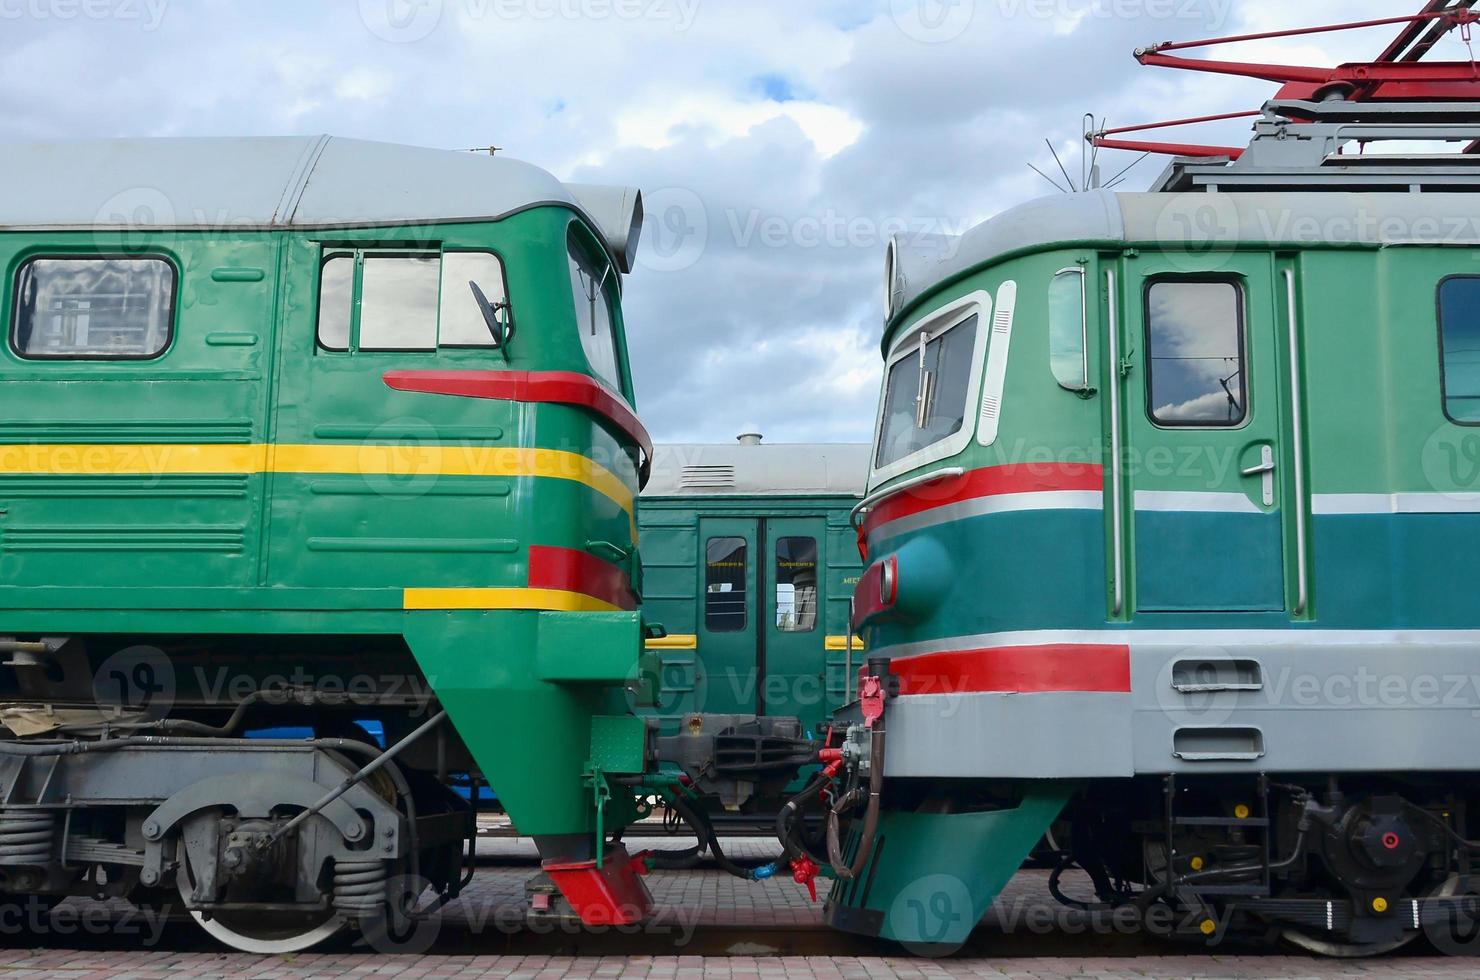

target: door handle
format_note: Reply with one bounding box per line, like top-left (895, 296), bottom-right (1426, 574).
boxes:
top-left (1240, 445), bottom-right (1276, 507)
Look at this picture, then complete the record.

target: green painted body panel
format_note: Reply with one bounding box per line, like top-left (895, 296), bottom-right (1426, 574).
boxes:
top-left (0, 205), bottom-right (646, 841)
top-left (824, 786), bottom-right (1073, 949)
top-left (637, 493), bottom-right (862, 732)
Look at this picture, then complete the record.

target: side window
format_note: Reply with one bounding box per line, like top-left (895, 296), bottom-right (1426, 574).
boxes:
top-left (1439, 276), bottom-right (1480, 423)
top-left (704, 537), bottom-right (747, 633)
top-left (774, 537), bottom-right (818, 633)
top-left (12, 256), bottom-right (175, 359)
top-left (568, 232), bottom-right (623, 391)
top-left (1145, 279), bottom-right (1246, 426)
top-left (876, 312), bottom-right (979, 468)
top-left (316, 249), bottom-right (507, 352)
top-left (1049, 268), bottom-right (1089, 391)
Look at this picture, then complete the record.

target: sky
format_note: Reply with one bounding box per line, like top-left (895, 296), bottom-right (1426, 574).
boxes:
top-left (0, 0), bottom-right (1462, 445)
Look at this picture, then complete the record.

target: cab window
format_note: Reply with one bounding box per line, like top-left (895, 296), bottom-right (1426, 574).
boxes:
top-left (12, 256), bottom-right (175, 359)
top-left (568, 232), bottom-right (622, 391)
top-left (876, 312), bottom-right (979, 468)
top-left (316, 249), bottom-right (507, 352)
top-left (1145, 279), bottom-right (1246, 426)
top-left (1439, 276), bottom-right (1480, 423)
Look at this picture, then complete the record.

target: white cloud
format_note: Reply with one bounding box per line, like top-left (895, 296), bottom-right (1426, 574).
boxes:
top-left (0, 0), bottom-right (1409, 442)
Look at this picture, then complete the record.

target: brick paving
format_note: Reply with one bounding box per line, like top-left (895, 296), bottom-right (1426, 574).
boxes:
top-left (0, 835), bottom-right (1472, 977)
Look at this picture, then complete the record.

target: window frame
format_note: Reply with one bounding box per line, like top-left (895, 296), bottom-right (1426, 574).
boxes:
top-left (703, 535), bottom-right (749, 634)
top-left (10, 253), bottom-right (178, 362)
top-left (1437, 273), bottom-right (1480, 426)
top-left (773, 535), bottom-right (819, 634)
top-left (1142, 275), bottom-right (1249, 430)
top-left (314, 245), bottom-right (511, 354)
top-left (566, 223), bottom-right (628, 398)
top-left (868, 289), bottom-right (993, 487)
top-left (1048, 266), bottom-right (1090, 392)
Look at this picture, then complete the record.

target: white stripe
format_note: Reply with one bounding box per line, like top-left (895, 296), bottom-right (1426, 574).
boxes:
top-left (876, 627), bottom-right (1480, 659)
top-left (1313, 492), bottom-right (1480, 515)
top-left (1134, 490), bottom-right (1261, 514)
top-left (869, 489), bottom-right (1102, 540)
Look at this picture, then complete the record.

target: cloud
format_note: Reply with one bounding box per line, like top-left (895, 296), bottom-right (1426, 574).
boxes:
top-left (0, 0), bottom-right (1406, 445)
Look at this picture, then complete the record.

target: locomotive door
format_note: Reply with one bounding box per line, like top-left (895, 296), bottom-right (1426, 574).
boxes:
top-left (698, 519), bottom-right (759, 716)
top-left (764, 517), bottom-right (827, 731)
top-left (696, 516), bottom-right (828, 721)
top-left (1120, 253), bottom-right (1287, 612)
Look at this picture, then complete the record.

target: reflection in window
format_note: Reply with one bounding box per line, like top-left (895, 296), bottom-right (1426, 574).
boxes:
top-left (1145, 280), bottom-right (1245, 426)
top-left (13, 257), bottom-right (174, 358)
top-left (317, 255), bottom-right (354, 350)
top-left (704, 537), bottom-right (747, 633)
top-left (774, 537), bottom-right (818, 633)
top-left (315, 250), bottom-right (507, 352)
top-left (569, 234), bottom-right (622, 391)
top-left (440, 252), bottom-right (507, 346)
top-left (876, 313), bottom-right (979, 467)
top-left (1440, 277), bottom-right (1480, 423)
top-left (359, 254), bottom-right (440, 350)
top-left (1049, 269), bottom-right (1088, 390)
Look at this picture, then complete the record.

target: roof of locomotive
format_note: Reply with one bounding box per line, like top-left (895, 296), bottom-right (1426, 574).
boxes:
top-left (642, 443), bottom-right (869, 498)
top-left (886, 187), bottom-right (1480, 331)
top-left (0, 134), bottom-right (623, 233)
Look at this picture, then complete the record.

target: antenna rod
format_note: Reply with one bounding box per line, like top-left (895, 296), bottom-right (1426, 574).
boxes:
top-left (1027, 162), bottom-right (1070, 194)
top-left (1046, 139), bottom-right (1077, 193)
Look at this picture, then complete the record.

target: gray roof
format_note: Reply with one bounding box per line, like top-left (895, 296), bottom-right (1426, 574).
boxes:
top-left (888, 188), bottom-right (1480, 326)
top-left (0, 136), bottom-right (642, 268)
top-left (642, 443), bottom-right (869, 498)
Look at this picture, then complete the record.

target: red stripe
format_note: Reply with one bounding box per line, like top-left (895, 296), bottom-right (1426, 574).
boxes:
top-left (383, 370), bottom-right (654, 480)
top-left (528, 545), bottom-right (637, 611)
top-left (889, 644), bottom-right (1131, 695)
top-left (864, 463), bottom-right (1103, 537)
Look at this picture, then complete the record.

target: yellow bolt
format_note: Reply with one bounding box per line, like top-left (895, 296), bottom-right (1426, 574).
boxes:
top-left (1233, 804), bottom-right (1251, 819)
top-left (1199, 918), bottom-right (1217, 935)
top-left (1190, 856), bottom-right (1205, 871)
top-left (1372, 897), bottom-right (1389, 913)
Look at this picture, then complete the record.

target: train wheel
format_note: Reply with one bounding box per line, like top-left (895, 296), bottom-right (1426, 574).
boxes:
top-left (176, 848), bottom-right (345, 954)
top-left (1280, 925), bottom-right (1418, 958)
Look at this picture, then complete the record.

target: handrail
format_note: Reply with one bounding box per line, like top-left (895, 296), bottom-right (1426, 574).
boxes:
top-left (1106, 268), bottom-right (1125, 617)
top-left (849, 466), bottom-right (967, 530)
top-left (1283, 268), bottom-right (1310, 615)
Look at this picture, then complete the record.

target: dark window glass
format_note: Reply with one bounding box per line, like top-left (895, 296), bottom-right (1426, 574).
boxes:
top-left (1146, 280), bottom-right (1246, 426)
top-left (775, 537), bottom-right (818, 633)
top-left (317, 254), bottom-right (354, 351)
top-left (704, 537), bottom-right (747, 633)
top-left (359, 254), bottom-right (440, 350)
top-left (13, 257), bottom-right (174, 359)
top-left (876, 313), bottom-right (979, 467)
top-left (569, 235), bottom-right (622, 391)
top-left (1440, 276), bottom-right (1480, 423)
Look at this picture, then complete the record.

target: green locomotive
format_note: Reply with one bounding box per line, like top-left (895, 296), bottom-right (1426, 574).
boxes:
top-left (0, 135), bottom-right (650, 951)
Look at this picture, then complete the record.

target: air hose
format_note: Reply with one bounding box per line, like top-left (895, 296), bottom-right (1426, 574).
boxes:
top-left (825, 723), bottom-right (885, 881)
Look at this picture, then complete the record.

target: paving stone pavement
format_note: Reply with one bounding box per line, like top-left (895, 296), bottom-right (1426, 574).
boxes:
top-left (0, 836), bottom-right (1473, 977)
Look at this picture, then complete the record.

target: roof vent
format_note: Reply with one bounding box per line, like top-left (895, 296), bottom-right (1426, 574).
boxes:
top-left (737, 431), bottom-right (763, 446)
top-left (679, 465), bottom-right (737, 491)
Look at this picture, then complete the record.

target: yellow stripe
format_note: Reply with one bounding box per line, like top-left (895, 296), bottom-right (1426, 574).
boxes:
top-left (644, 634), bottom-right (698, 650)
top-left (403, 587), bottom-right (622, 612)
top-left (824, 635), bottom-right (866, 651)
top-left (0, 443), bottom-right (634, 515)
